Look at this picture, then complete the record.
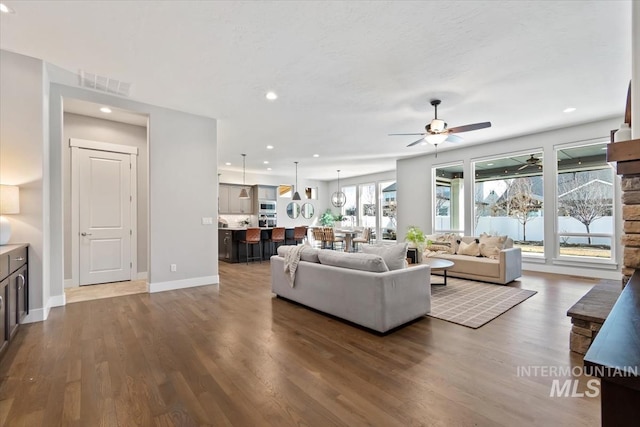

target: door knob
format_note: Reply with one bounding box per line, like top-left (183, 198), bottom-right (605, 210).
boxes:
top-left (81, 232), bottom-right (92, 236)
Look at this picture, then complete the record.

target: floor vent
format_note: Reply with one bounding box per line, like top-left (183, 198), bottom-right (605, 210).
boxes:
top-left (79, 70), bottom-right (131, 97)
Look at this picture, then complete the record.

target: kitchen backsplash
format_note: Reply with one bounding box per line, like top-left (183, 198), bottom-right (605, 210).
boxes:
top-left (218, 214), bottom-right (257, 227)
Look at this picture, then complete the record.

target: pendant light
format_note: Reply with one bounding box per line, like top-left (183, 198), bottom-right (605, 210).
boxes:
top-left (239, 154), bottom-right (250, 199)
top-left (292, 161), bottom-right (301, 200)
top-left (331, 170), bottom-right (346, 207)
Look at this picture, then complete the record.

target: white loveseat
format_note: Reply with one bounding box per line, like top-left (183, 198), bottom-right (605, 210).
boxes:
top-left (424, 235), bottom-right (522, 285)
top-left (271, 246), bottom-right (431, 333)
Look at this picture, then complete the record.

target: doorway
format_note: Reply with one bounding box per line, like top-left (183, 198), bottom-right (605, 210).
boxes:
top-left (70, 139), bottom-right (138, 286)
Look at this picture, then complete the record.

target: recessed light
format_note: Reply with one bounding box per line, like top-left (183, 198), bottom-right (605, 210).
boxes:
top-left (100, 107), bottom-right (112, 113)
top-left (225, 162), bottom-right (231, 166)
top-left (265, 91), bottom-right (278, 101)
top-left (267, 168), bottom-right (272, 171)
top-left (0, 3), bottom-right (15, 13)
top-left (563, 107), bottom-right (576, 113)
top-left (487, 163), bottom-right (494, 166)
top-left (266, 145), bottom-right (274, 149)
top-left (263, 161), bottom-right (269, 164)
top-left (313, 154), bottom-right (319, 158)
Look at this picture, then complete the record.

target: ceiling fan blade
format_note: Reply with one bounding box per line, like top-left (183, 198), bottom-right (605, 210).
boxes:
top-left (407, 137), bottom-right (426, 147)
top-left (389, 133), bottom-right (426, 136)
top-left (518, 164), bottom-right (529, 171)
top-left (447, 121), bottom-right (492, 134)
top-left (446, 134), bottom-right (464, 143)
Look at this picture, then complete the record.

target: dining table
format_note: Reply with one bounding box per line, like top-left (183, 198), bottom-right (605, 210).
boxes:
top-left (334, 228), bottom-right (360, 252)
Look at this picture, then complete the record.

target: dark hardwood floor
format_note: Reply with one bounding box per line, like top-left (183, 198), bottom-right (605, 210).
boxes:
top-left (0, 261), bottom-right (607, 426)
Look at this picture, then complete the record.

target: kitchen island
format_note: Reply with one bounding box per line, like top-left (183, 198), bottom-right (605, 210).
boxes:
top-left (218, 227), bottom-right (297, 263)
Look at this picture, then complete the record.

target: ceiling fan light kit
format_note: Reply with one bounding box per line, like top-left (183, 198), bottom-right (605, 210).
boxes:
top-left (389, 99), bottom-right (492, 155)
top-left (331, 169), bottom-right (346, 208)
top-left (426, 133), bottom-right (448, 145)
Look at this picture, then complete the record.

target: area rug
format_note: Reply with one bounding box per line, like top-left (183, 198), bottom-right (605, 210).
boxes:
top-left (428, 277), bottom-right (537, 328)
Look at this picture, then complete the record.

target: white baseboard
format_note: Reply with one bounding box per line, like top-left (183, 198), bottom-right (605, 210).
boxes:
top-left (22, 293), bottom-right (66, 323)
top-left (136, 271), bottom-right (148, 280)
top-left (149, 275), bottom-right (219, 293)
top-left (522, 262), bottom-right (622, 281)
top-left (64, 279), bottom-right (75, 288)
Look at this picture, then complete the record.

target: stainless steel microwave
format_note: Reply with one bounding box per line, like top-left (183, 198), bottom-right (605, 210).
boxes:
top-left (259, 200), bottom-right (276, 212)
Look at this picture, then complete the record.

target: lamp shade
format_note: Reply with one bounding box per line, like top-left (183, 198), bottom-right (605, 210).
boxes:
top-left (239, 188), bottom-right (250, 199)
top-left (426, 133), bottom-right (448, 145)
top-left (0, 185), bottom-right (19, 214)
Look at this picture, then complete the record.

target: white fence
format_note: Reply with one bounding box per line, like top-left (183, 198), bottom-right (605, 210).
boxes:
top-left (435, 215), bottom-right (613, 245)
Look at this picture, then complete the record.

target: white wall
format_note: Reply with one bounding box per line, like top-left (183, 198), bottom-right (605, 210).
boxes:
top-left (218, 169), bottom-right (330, 228)
top-left (397, 118), bottom-right (624, 280)
top-left (0, 50), bottom-right (48, 321)
top-left (62, 113), bottom-right (148, 280)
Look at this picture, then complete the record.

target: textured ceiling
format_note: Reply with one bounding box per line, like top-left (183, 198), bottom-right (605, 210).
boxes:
top-left (0, 1), bottom-right (631, 180)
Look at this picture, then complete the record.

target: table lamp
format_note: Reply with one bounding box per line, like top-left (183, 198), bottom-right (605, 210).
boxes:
top-left (0, 185), bottom-right (20, 245)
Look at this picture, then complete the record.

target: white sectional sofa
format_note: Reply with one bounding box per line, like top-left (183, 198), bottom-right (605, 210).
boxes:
top-left (424, 235), bottom-right (522, 285)
top-left (271, 246), bottom-right (431, 333)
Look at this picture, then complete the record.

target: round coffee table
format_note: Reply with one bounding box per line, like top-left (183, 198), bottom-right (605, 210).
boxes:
top-left (422, 258), bottom-right (455, 286)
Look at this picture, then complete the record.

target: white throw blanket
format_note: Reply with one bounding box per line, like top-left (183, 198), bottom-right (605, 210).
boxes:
top-left (283, 245), bottom-right (306, 287)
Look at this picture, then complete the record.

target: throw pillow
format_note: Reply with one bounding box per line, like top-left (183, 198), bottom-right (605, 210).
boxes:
top-left (317, 251), bottom-right (389, 272)
top-left (361, 242), bottom-right (409, 271)
top-left (479, 243), bottom-right (501, 260)
top-left (457, 240), bottom-right (481, 257)
top-left (479, 234), bottom-right (507, 258)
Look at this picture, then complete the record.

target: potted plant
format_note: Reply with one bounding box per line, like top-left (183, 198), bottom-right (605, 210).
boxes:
top-left (320, 209), bottom-right (336, 227)
top-left (405, 226), bottom-right (428, 263)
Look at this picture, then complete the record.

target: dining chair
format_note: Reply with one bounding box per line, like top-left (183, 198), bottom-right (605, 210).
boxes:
top-left (324, 227), bottom-right (344, 251)
top-left (352, 227), bottom-right (371, 252)
top-left (240, 227), bottom-right (262, 264)
top-left (312, 227), bottom-right (326, 249)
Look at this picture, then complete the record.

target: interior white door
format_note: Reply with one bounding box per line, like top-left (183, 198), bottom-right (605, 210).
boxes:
top-left (78, 148), bottom-right (132, 285)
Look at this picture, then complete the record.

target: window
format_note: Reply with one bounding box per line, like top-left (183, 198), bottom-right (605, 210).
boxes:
top-left (359, 183), bottom-right (376, 239)
top-left (474, 152), bottom-right (544, 256)
top-left (278, 184), bottom-right (293, 198)
top-left (379, 181), bottom-right (396, 241)
top-left (341, 185), bottom-right (357, 226)
top-left (556, 142), bottom-right (614, 260)
top-left (304, 187), bottom-right (318, 200)
top-left (433, 164), bottom-right (464, 234)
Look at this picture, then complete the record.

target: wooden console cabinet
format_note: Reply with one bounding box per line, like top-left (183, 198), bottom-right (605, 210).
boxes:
top-left (0, 244), bottom-right (29, 360)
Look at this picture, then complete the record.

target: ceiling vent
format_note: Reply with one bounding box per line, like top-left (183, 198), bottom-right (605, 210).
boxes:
top-left (79, 70), bottom-right (131, 97)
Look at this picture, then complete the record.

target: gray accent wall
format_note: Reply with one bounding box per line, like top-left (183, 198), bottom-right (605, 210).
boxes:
top-left (62, 113), bottom-right (149, 280)
top-left (1, 49), bottom-right (218, 320)
top-left (0, 50), bottom-right (48, 316)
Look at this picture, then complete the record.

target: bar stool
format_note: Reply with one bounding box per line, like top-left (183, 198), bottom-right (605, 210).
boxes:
top-left (293, 226), bottom-right (308, 245)
top-left (240, 228), bottom-right (262, 264)
top-left (266, 227), bottom-right (285, 256)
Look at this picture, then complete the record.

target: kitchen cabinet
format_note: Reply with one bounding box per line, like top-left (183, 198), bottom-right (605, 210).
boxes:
top-left (255, 185), bottom-right (277, 200)
top-left (0, 244), bottom-right (29, 362)
top-left (219, 184), bottom-right (254, 214)
top-left (218, 184), bottom-right (230, 213)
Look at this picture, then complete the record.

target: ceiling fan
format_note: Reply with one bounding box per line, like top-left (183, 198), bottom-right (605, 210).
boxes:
top-left (518, 154), bottom-right (542, 170)
top-left (389, 99), bottom-right (491, 153)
